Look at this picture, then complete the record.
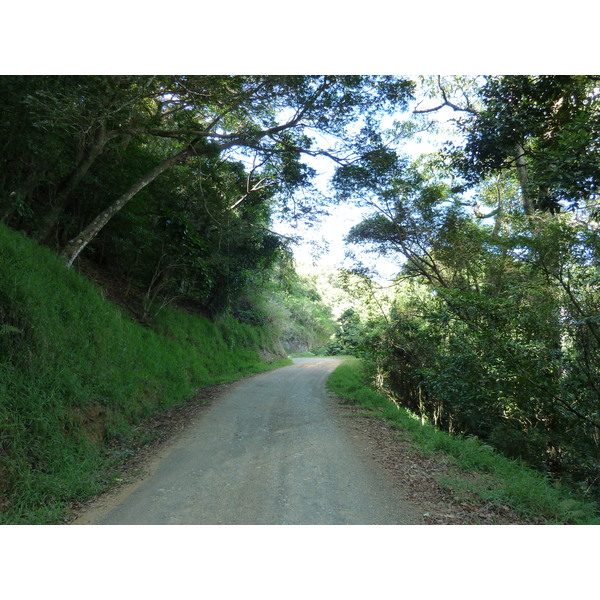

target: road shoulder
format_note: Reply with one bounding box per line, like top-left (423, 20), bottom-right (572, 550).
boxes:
top-left (68, 382), bottom-right (235, 524)
top-left (330, 394), bottom-right (537, 525)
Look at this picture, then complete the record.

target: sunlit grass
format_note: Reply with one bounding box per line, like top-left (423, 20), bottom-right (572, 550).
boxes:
top-left (327, 357), bottom-right (600, 525)
top-left (0, 223), bottom-right (289, 524)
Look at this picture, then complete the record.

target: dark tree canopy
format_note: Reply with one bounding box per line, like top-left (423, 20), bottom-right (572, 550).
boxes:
top-left (0, 75), bottom-right (414, 315)
top-left (449, 75), bottom-right (600, 212)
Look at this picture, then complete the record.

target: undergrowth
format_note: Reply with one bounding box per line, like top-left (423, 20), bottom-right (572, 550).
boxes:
top-left (0, 224), bottom-right (289, 524)
top-left (327, 357), bottom-right (600, 525)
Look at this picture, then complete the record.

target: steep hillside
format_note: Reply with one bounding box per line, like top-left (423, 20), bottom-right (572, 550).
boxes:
top-left (0, 223), bottom-right (289, 523)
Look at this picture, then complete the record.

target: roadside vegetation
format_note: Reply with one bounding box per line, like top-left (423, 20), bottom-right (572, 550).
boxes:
top-left (322, 77), bottom-right (600, 517)
top-left (328, 358), bottom-right (600, 524)
top-left (3, 75), bottom-right (600, 525)
top-left (0, 223), bottom-right (294, 524)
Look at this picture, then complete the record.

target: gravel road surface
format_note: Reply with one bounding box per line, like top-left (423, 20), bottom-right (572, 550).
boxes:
top-left (74, 357), bottom-right (420, 525)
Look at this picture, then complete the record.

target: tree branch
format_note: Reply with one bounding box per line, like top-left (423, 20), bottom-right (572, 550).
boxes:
top-left (413, 76), bottom-right (479, 115)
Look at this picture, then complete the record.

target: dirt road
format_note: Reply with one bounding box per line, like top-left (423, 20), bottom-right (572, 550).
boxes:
top-left (74, 357), bottom-right (421, 525)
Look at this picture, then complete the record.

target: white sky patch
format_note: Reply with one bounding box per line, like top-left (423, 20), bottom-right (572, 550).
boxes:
top-left (273, 111), bottom-right (456, 283)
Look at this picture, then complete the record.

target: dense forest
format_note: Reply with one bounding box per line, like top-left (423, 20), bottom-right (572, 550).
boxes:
top-left (328, 76), bottom-right (600, 503)
top-left (2, 75), bottom-right (600, 517)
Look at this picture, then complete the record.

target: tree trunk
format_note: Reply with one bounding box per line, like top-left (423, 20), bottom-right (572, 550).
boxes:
top-left (515, 142), bottom-right (534, 216)
top-left (492, 202), bottom-right (504, 236)
top-left (492, 173), bottom-right (504, 236)
top-left (61, 146), bottom-right (193, 267)
top-left (36, 126), bottom-right (119, 244)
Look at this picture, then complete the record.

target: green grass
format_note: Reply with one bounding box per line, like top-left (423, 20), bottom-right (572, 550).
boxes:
top-left (0, 223), bottom-right (289, 524)
top-left (327, 357), bottom-right (600, 525)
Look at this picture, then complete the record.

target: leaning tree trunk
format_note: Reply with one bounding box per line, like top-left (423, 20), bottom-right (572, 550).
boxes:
top-left (61, 146), bottom-right (193, 268)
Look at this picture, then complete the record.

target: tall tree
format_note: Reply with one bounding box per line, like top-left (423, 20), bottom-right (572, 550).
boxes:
top-left (337, 83), bottom-right (600, 494)
top-left (56, 75), bottom-right (414, 266)
top-left (450, 75), bottom-right (600, 215)
top-left (0, 76), bottom-right (170, 240)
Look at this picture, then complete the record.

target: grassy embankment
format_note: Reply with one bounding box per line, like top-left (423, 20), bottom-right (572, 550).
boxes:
top-left (328, 357), bottom-right (600, 525)
top-left (0, 223), bottom-right (289, 524)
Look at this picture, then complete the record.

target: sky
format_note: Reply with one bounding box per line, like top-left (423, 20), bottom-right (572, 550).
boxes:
top-left (273, 101), bottom-right (453, 283)
top-left (274, 166), bottom-right (402, 282)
